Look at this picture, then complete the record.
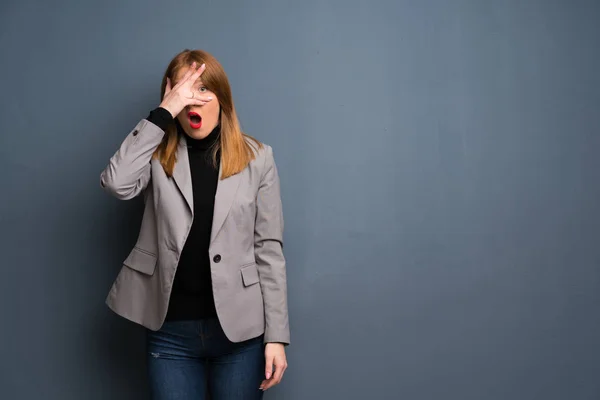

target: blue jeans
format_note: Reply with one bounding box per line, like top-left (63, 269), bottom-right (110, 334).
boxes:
top-left (146, 318), bottom-right (265, 400)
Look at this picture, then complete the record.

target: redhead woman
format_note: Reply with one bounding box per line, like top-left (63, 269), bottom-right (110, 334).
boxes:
top-left (100, 49), bottom-right (289, 399)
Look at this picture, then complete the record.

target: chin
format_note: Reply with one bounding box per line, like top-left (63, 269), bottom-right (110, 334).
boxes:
top-left (185, 129), bottom-right (206, 139)
top-left (190, 124), bottom-right (217, 138)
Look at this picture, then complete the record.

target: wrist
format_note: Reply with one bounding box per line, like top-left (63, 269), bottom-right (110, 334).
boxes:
top-left (147, 107), bottom-right (174, 132)
top-left (265, 342), bottom-right (287, 347)
top-left (158, 100), bottom-right (180, 118)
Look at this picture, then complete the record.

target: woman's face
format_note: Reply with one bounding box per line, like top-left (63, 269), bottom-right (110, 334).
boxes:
top-left (172, 65), bottom-right (220, 140)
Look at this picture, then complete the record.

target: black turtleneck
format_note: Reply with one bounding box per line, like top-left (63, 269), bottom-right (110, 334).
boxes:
top-left (146, 107), bottom-right (220, 321)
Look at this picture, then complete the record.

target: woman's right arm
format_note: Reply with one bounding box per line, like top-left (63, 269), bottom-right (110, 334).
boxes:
top-left (99, 62), bottom-right (212, 200)
top-left (99, 112), bottom-right (170, 200)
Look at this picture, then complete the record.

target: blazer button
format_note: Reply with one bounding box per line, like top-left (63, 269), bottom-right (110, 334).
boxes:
top-left (213, 254), bottom-right (221, 263)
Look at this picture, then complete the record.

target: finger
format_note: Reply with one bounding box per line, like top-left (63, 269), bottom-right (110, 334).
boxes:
top-left (191, 96), bottom-right (213, 104)
top-left (190, 63), bottom-right (206, 82)
top-left (176, 62), bottom-right (196, 87)
top-left (170, 61), bottom-right (200, 93)
top-left (182, 62), bottom-right (202, 86)
top-left (259, 379), bottom-right (268, 391)
top-left (265, 362), bottom-right (285, 390)
top-left (262, 378), bottom-right (276, 391)
top-left (264, 354), bottom-right (274, 380)
top-left (261, 377), bottom-right (275, 391)
top-left (183, 95), bottom-right (212, 108)
top-left (164, 77), bottom-right (172, 96)
top-left (260, 372), bottom-right (275, 391)
top-left (261, 362), bottom-right (286, 391)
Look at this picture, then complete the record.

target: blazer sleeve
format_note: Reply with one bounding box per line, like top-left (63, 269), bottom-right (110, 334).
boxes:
top-left (254, 145), bottom-right (290, 345)
top-left (100, 119), bottom-right (165, 200)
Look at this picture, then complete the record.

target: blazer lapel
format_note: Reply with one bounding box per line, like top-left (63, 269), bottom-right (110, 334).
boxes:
top-left (211, 162), bottom-right (242, 244)
top-left (172, 136), bottom-right (194, 214)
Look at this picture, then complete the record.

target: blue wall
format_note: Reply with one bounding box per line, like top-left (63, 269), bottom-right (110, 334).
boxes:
top-left (1, 0), bottom-right (599, 398)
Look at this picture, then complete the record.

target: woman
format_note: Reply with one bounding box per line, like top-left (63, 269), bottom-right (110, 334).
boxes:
top-left (100, 49), bottom-right (289, 399)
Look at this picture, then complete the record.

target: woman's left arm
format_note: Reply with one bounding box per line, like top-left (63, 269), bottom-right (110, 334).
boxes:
top-left (254, 145), bottom-right (290, 390)
top-left (254, 145), bottom-right (290, 344)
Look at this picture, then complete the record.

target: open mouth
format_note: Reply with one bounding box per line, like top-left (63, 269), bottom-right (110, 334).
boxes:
top-left (188, 112), bottom-right (202, 129)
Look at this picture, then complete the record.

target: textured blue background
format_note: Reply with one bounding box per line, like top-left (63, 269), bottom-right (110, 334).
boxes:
top-left (1, 0), bottom-right (599, 398)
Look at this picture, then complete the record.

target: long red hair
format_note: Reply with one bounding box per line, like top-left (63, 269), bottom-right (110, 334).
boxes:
top-left (153, 49), bottom-right (262, 179)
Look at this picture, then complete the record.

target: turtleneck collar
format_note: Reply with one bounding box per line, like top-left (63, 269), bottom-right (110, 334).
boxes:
top-left (177, 121), bottom-right (221, 151)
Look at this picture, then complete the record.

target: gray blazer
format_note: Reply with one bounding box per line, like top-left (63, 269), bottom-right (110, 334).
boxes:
top-left (99, 119), bottom-right (290, 344)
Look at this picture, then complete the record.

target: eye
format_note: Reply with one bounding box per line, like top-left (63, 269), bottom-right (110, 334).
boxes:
top-left (199, 86), bottom-right (208, 92)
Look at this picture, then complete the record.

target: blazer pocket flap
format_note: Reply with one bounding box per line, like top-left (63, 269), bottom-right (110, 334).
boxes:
top-left (241, 263), bottom-right (259, 287)
top-left (123, 247), bottom-right (157, 276)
